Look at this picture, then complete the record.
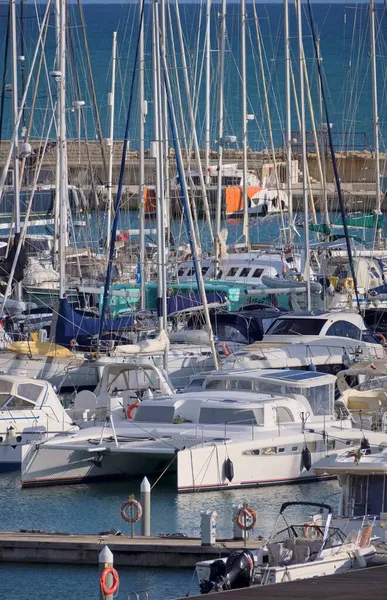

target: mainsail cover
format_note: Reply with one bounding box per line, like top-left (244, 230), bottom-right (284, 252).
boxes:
top-left (55, 299), bottom-right (134, 348)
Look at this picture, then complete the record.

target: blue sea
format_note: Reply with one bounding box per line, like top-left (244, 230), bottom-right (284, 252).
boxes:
top-left (0, 2), bottom-right (385, 152)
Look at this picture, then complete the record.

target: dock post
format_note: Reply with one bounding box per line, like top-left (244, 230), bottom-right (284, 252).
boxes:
top-left (99, 545), bottom-right (114, 600)
top-left (141, 476), bottom-right (151, 536)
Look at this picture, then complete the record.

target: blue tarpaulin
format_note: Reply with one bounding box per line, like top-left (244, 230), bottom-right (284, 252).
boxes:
top-left (55, 299), bottom-right (134, 348)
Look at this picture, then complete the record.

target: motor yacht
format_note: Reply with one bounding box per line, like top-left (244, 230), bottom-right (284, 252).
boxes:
top-left (223, 310), bottom-right (386, 375)
top-left (0, 375), bottom-right (75, 471)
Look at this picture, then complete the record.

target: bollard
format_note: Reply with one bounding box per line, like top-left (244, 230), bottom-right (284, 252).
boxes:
top-left (99, 545), bottom-right (114, 600)
top-left (141, 476), bottom-right (151, 537)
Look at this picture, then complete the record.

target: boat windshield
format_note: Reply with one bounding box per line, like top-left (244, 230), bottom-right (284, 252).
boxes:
top-left (133, 405), bottom-right (177, 423)
top-left (272, 524), bottom-right (346, 548)
top-left (199, 406), bottom-right (264, 425)
top-left (266, 318), bottom-right (326, 336)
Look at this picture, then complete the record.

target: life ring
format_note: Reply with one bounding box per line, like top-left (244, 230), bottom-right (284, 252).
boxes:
top-left (236, 507), bottom-right (257, 531)
top-left (359, 525), bottom-right (372, 548)
top-left (127, 402), bottom-right (139, 420)
top-left (343, 277), bottom-right (354, 291)
top-left (120, 499), bottom-right (143, 523)
top-left (304, 521), bottom-right (323, 540)
top-left (100, 567), bottom-right (120, 596)
top-left (375, 333), bottom-right (386, 346)
top-left (222, 343), bottom-right (232, 357)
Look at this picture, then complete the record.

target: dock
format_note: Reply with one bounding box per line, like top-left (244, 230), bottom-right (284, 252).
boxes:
top-left (0, 531), bottom-right (261, 568)
top-left (176, 562), bottom-right (387, 599)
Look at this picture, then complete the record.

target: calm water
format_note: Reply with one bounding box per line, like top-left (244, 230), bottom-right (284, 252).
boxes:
top-left (0, 471), bottom-right (340, 598)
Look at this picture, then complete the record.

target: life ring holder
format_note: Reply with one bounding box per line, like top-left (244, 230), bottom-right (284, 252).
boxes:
top-left (120, 499), bottom-right (143, 523)
top-left (236, 507), bottom-right (257, 531)
top-left (304, 521), bottom-right (323, 540)
top-left (127, 402), bottom-right (139, 420)
top-left (100, 567), bottom-right (120, 596)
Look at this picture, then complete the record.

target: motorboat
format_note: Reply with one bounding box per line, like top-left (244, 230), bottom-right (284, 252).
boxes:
top-left (0, 375), bottom-right (75, 471)
top-left (20, 369), bottom-right (387, 489)
top-left (196, 501), bottom-right (376, 593)
top-left (223, 310), bottom-right (386, 375)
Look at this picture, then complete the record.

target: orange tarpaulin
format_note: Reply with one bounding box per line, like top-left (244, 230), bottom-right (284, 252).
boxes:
top-left (225, 186), bottom-right (262, 214)
top-left (144, 186), bottom-right (156, 214)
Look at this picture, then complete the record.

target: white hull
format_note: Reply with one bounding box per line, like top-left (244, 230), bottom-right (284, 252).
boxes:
top-left (21, 427), bottom-right (386, 490)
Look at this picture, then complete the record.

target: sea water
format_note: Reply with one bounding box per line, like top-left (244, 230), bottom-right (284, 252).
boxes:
top-left (0, 471), bottom-right (340, 599)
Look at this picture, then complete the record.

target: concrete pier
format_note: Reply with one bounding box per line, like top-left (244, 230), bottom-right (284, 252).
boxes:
top-left (0, 531), bottom-right (262, 568)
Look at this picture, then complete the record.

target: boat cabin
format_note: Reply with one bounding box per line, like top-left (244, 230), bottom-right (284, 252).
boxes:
top-left (186, 369), bottom-right (336, 417)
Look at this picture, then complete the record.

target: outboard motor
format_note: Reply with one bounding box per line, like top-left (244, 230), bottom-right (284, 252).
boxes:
top-left (200, 550), bottom-right (254, 593)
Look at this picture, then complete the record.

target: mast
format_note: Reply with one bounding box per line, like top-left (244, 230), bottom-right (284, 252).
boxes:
top-left (174, 0), bottom-right (214, 244)
top-left (241, 0), bottom-right (249, 247)
top-left (152, 0), bottom-right (167, 335)
top-left (370, 0), bottom-right (381, 246)
top-left (284, 0), bottom-right (293, 243)
top-left (53, 0), bottom-right (60, 272)
top-left (205, 0), bottom-right (211, 185)
top-left (58, 0), bottom-right (68, 300)
top-left (316, 39), bottom-right (328, 230)
top-left (139, 0), bottom-right (146, 310)
top-left (106, 31), bottom-right (117, 251)
top-left (296, 0), bottom-right (311, 310)
top-left (160, 0), bottom-right (170, 245)
top-left (10, 0), bottom-right (21, 300)
top-left (214, 0), bottom-right (226, 273)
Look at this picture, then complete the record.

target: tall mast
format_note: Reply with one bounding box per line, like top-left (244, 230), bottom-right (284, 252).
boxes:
top-left (54, 0), bottom-right (60, 272)
top-left (106, 31), bottom-right (117, 251)
top-left (296, 0), bottom-right (311, 310)
top-left (10, 0), bottom-right (21, 299)
top-left (241, 0), bottom-right (249, 247)
top-left (174, 0), bottom-right (214, 244)
top-left (284, 0), bottom-right (292, 243)
top-left (152, 0), bottom-right (166, 335)
top-left (205, 0), bottom-right (211, 185)
top-left (59, 0), bottom-right (68, 300)
top-left (370, 0), bottom-right (381, 246)
top-left (214, 0), bottom-right (226, 272)
top-left (160, 0), bottom-right (170, 245)
top-left (139, 0), bottom-right (146, 310)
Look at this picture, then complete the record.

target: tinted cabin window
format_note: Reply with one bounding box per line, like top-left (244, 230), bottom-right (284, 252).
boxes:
top-left (227, 267), bottom-right (238, 277)
top-left (215, 324), bottom-right (248, 344)
top-left (178, 268), bottom-right (185, 276)
top-left (267, 318), bottom-right (325, 336)
top-left (134, 405), bottom-right (175, 423)
top-left (186, 268), bottom-right (195, 276)
top-left (253, 268), bottom-right (264, 278)
top-left (18, 383), bottom-right (43, 402)
top-left (326, 321), bottom-right (361, 340)
top-left (240, 268), bottom-right (251, 277)
top-left (202, 267), bottom-right (209, 275)
top-left (199, 407), bottom-right (262, 425)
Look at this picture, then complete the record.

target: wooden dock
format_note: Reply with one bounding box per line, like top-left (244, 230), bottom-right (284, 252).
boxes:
top-left (176, 562), bottom-right (387, 599)
top-left (0, 531), bottom-right (260, 568)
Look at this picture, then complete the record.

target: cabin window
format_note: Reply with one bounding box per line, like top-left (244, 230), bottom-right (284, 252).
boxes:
top-left (202, 267), bottom-right (209, 275)
top-left (186, 268), bottom-right (195, 276)
top-left (369, 267), bottom-right (379, 279)
top-left (185, 377), bottom-right (205, 390)
top-left (215, 324), bottom-right (248, 344)
top-left (177, 268), bottom-right (185, 277)
top-left (307, 383), bottom-right (333, 416)
top-left (252, 268), bottom-right (264, 278)
top-left (292, 446), bottom-right (298, 452)
top-left (17, 383), bottom-right (43, 402)
top-left (229, 379), bottom-right (253, 391)
top-left (266, 318), bottom-right (326, 336)
top-left (327, 439), bottom-right (336, 450)
top-left (133, 405), bottom-right (175, 423)
top-left (240, 268), bottom-right (251, 277)
top-left (205, 379), bottom-right (227, 390)
top-left (326, 321), bottom-right (361, 340)
top-left (227, 267), bottom-right (238, 277)
top-left (1, 396), bottom-right (35, 409)
top-left (262, 447), bottom-right (277, 455)
top-left (199, 407), bottom-right (263, 425)
top-left (278, 447), bottom-right (285, 453)
top-left (243, 449), bottom-right (261, 456)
